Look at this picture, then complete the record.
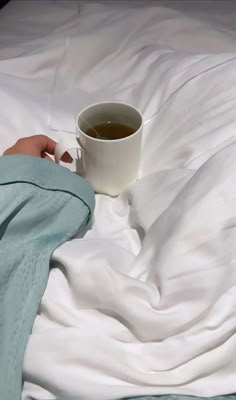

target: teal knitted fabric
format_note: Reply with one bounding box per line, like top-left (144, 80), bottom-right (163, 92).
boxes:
top-left (0, 155), bottom-right (95, 400)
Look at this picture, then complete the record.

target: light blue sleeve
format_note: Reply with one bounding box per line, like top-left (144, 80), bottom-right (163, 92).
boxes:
top-left (0, 155), bottom-right (95, 400)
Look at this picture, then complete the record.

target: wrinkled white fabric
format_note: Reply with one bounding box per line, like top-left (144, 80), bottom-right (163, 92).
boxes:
top-left (0, 0), bottom-right (80, 149)
top-left (24, 143), bottom-right (236, 400)
top-left (1, 1), bottom-right (236, 400)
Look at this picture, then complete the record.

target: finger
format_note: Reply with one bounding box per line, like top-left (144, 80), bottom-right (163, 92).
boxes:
top-left (32, 135), bottom-right (56, 155)
top-left (32, 135), bottom-right (73, 163)
top-left (3, 147), bottom-right (12, 156)
top-left (61, 151), bottom-right (73, 163)
top-left (43, 153), bottom-right (73, 163)
top-left (42, 153), bottom-right (54, 161)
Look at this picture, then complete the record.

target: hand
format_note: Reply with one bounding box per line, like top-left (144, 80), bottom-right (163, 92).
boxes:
top-left (3, 135), bottom-right (73, 163)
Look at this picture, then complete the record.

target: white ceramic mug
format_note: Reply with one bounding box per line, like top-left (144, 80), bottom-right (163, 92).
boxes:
top-left (55, 102), bottom-right (143, 196)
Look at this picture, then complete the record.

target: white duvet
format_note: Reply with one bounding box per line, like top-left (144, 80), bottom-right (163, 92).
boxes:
top-left (1, 1), bottom-right (236, 399)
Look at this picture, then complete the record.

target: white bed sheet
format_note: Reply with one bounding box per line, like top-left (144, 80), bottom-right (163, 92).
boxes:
top-left (1, 1), bottom-right (236, 399)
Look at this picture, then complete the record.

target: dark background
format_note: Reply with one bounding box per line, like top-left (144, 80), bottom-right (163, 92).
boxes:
top-left (0, 0), bottom-right (10, 9)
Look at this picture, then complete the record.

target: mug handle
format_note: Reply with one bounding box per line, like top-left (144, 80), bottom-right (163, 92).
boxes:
top-left (55, 136), bottom-right (81, 164)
